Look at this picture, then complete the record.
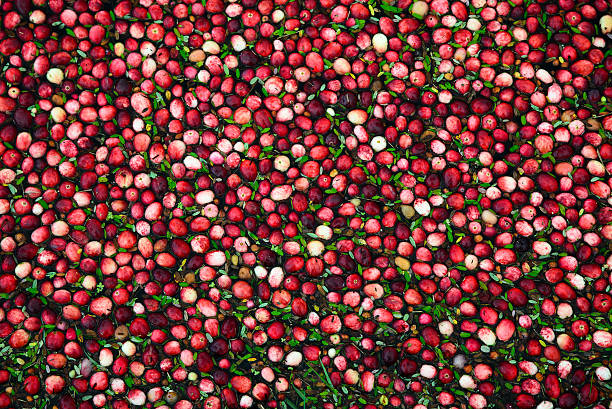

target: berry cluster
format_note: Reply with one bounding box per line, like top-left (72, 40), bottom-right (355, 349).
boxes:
top-left (0, 0), bottom-right (610, 408)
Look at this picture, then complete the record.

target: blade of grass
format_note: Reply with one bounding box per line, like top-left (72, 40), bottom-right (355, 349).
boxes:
top-left (319, 359), bottom-right (341, 404)
top-left (284, 398), bottom-right (300, 409)
top-left (294, 387), bottom-right (307, 409)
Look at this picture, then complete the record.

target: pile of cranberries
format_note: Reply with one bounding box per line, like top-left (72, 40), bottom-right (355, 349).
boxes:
top-left (0, 0), bottom-right (610, 408)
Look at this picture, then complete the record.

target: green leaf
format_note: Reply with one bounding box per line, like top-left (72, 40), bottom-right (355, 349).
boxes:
top-left (380, 1), bottom-right (402, 12)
